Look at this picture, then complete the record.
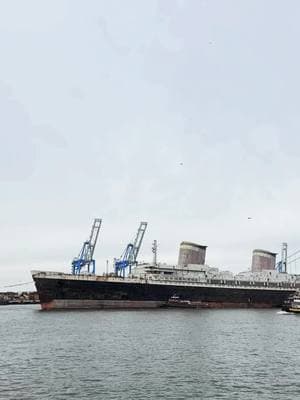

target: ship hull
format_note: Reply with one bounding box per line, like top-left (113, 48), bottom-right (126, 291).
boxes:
top-left (32, 272), bottom-right (297, 310)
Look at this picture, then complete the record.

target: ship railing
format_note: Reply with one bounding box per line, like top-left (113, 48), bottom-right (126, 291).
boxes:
top-left (144, 275), bottom-right (298, 290)
top-left (32, 270), bottom-right (151, 284)
top-left (32, 270), bottom-right (298, 289)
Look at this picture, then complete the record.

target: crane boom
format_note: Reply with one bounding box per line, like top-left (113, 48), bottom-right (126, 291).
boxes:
top-left (130, 221), bottom-right (147, 264)
top-left (87, 218), bottom-right (102, 261)
top-left (72, 218), bottom-right (102, 275)
top-left (115, 221), bottom-right (148, 277)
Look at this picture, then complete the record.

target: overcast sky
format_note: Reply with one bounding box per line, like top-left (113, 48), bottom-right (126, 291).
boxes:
top-left (1, 0), bottom-right (300, 290)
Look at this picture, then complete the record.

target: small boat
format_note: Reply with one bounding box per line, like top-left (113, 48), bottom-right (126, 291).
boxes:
top-left (289, 297), bottom-right (300, 313)
top-left (167, 295), bottom-right (208, 309)
top-left (281, 292), bottom-right (300, 313)
top-left (167, 295), bottom-right (196, 308)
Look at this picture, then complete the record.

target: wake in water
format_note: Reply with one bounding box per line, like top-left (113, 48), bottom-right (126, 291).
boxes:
top-left (277, 310), bottom-right (294, 315)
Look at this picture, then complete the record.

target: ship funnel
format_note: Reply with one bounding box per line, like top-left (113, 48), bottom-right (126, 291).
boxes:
top-left (251, 249), bottom-right (277, 272)
top-left (178, 242), bottom-right (207, 266)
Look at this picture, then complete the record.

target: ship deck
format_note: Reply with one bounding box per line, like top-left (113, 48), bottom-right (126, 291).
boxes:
top-left (31, 270), bottom-right (299, 292)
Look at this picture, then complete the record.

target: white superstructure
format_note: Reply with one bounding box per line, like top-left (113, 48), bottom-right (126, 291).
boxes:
top-left (131, 262), bottom-right (300, 286)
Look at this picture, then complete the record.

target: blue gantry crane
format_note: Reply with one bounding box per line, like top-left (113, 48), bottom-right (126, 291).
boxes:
top-left (276, 242), bottom-right (288, 273)
top-left (114, 222), bottom-right (148, 277)
top-left (71, 218), bottom-right (102, 275)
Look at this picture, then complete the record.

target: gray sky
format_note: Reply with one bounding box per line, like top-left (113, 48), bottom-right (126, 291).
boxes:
top-left (1, 0), bottom-right (300, 290)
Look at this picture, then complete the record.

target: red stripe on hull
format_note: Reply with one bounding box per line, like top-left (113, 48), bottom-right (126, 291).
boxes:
top-left (40, 300), bottom-right (275, 310)
top-left (40, 300), bottom-right (165, 310)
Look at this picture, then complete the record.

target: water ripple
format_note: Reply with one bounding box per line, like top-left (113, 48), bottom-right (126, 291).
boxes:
top-left (1, 305), bottom-right (300, 399)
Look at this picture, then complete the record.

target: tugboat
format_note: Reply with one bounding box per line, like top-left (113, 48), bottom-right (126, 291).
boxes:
top-left (167, 295), bottom-right (196, 308)
top-left (281, 292), bottom-right (300, 313)
top-left (167, 295), bottom-right (209, 309)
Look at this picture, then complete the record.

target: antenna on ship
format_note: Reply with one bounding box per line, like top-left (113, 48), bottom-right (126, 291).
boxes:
top-left (152, 240), bottom-right (158, 266)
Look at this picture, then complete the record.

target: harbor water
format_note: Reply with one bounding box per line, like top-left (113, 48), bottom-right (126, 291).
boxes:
top-left (1, 305), bottom-right (300, 399)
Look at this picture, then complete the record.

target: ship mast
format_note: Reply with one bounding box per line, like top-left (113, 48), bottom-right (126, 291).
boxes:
top-left (281, 242), bottom-right (288, 273)
top-left (152, 240), bottom-right (158, 266)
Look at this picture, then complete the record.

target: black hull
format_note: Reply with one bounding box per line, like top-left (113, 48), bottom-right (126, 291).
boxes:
top-left (33, 274), bottom-right (297, 310)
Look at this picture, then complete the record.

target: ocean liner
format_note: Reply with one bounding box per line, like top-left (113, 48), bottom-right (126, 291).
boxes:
top-left (32, 266), bottom-right (299, 310)
top-left (32, 221), bottom-right (300, 310)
